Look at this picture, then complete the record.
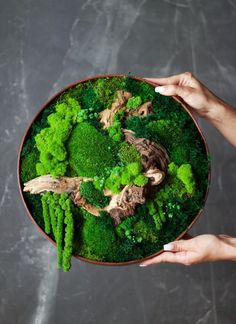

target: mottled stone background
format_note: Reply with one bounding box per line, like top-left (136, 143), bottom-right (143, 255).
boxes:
top-left (0, 1), bottom-right (236, 323)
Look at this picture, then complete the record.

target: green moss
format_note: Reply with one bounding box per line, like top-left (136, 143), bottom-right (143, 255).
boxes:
top-left (146, 119), bottom-right (182, 149)
top-left (116, 215), bottom-right (157, 244)
top-left (107, 112), bottom-right (124, 142)
top-left (118, 141), bottom-right (141, 165)
top-left (41, 192), bottom-right (51, 234)
top-left (93, 76), bottom-right (127, 109)
top-left (80, 211), bottom-right (118, 261)
top-left (126, 162), bottom-right (142, 176)
top-left (177, 164), bottom-right (196, 195)
top-left (35, 97), bottom-right (81, 176)
top-left (67, 122), bottom-right (119, 177)
top-left (20, 148), bottom-right (39, 183)
top-left (62, 198), bottom-right (74, 272)
top-left (134, 174), bottom-right (149, 187)
top-left (126, 96), bottom-right (142, 109)
top-left (80, 181), bottom-right (110, 208)
top-left (104, 161), bottom-right (146, 193)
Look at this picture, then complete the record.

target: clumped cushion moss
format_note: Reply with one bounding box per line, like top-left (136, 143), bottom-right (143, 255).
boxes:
top-left (126, 96), bottom-right (142, 109)
top-left (20, 75), bottom-right (210, 265)
top-left (118, 141), bottom-right (141, 165)
top-left (35, 97), bottom-right (82, 176)
top-left (67, 122), bottom-right (119, 177)
top-left (80, 211), bottom-right (119, 261)
top-left (80, 181), bottom-right (110, 208)
top-left (20, 147), bottom-right (39, 183)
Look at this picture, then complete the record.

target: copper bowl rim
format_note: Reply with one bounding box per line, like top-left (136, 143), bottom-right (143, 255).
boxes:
top-left (17, 74), bottom-right (211, 267)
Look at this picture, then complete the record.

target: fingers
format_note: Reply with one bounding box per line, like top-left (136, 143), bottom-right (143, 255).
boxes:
top-left (144, 72), bottom-right (193, 86)
top-left (145, 74), bottom-right (183, 85)
top-left (154, 84), bottom-right (194, 99)
top-left (139, 251), bottom-right (189, 266)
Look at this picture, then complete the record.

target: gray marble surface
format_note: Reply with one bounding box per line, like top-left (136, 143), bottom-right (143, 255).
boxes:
top-left (0, 0), bottom-right (236, 323)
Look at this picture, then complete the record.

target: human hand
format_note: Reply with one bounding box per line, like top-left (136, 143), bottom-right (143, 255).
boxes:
top-left (139, 234), bottom-right (236, 266)
top-left (145, 72), bottom-right (225, 119)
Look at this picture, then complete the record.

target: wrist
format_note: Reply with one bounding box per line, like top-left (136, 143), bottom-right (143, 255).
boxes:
top-left (205, 99), bottom-right (227, 123)
top-left (217, 235), bottom-right (236, 261)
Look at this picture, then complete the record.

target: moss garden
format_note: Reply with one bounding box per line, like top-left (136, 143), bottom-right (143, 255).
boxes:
top-left (19, 75), bottom-right (210, 271)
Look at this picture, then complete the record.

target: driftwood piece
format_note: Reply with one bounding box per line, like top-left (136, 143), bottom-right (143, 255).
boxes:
top-left (122, 128), bottom-right (170, 172)
top-left (98, 90), bottom-right (132, 128)
top-left (105, 185), bottom-right (146, 226)
top-left (125, 101), bottom-right (153, 117)
top-left (23, 175), bottom-right (102, 216)
top-left (23, 175), bottom-right (92, 194)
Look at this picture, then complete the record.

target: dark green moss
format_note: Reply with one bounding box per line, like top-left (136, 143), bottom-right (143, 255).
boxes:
top-left (80, 211), bottom-right (119, 262)
top-left (20, 147), bottom-right (39, 183)
top-left (80, 181), bottom-right (110, 208)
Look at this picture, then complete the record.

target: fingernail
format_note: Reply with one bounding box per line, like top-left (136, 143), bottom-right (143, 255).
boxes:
top-left (139, 264), bottom-right (147, 267)
top-left (155, 86), bottom-right (166, 94)
top-left (163, 243), bottom-right (174, 251)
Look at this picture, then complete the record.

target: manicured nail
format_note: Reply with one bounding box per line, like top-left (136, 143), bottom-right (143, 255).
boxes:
top-left (163, 243), bottom-right (174, 251)
top-left (155, 86), bottom-right (166, 94)
top-left (139, 264), bottom-right (147, 267)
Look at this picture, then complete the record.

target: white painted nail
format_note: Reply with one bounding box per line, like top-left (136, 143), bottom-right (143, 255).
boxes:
top-left (155, 86), bottom-right (166, 94)
top-left (139, 264), bottom-right (147, 267)
top-left (163, 243), bottom-right (174, 251)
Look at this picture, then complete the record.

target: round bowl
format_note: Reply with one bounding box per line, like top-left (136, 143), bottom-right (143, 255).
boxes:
top-left (17, 74), bottom-right (211, 266)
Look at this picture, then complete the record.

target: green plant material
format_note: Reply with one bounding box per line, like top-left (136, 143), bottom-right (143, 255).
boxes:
top-left (41, 192), bottom-right (51, 234)
top-left (126, 162), bottom-right (142, 176)
top-left (93, 175), bottom-right (106, 191)
top-left (126, 96), bottom-right (142, 110)
top-left (116, 214), bottom-right (157, 244)
top-left (107, 112), bottom-right (124, 142)
top-left (77, 82), bottom-right (103, 112)
top-left (146, 162), bottom-right (191, 230)
top-left (118, 141), bottom-right (141, 165)
top-left (35, 97), bottom-right (81, 176)
top-left (80, 181), bottom-right (110, 208)
top-left (93, 76), bottom-right (127, 109)
top-left (55, 205), bottom-right (64, 268)
top-left (47, 193), bottom-right (60, 239)
top-left (77, 108), bottom-right (98, 123)
top-left (177, 163), bottom-right (196, 195)
top-left (67, 122), bottom-right (119, 177)
top-left (81, 211), bottom-right (118, 261)
top-left (125, 115), bottom-right (159, 142)
top-left (146, 119), bottom-right (182, 149)
top-left (105, 161), bottom-right (146, 193)
top-left (134, 174), bottom-right (149, 187)
top-left (123, 77), bottom-right (156, 102)
top-left (169, 145), bottom-right (189, 165)
top-left (104, 165), bottom-right (124, 194)
top-left (62, 198), bottom-right (74, 272)
top-left (20, 148), bottom-right (39, 183)
top-left (168, 161), bottom-right (178, 176)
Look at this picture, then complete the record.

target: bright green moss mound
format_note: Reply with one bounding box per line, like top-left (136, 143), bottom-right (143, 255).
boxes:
top-left (35, 97), bottom-right (82, 176)
top-left (67, 122), bottom-right (119, 177)
top-left (20, 75), bottom-right (210, 266)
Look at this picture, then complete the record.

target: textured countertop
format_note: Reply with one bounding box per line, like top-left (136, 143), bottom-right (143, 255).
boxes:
top-left (0, 1), bottom-right (236, 323)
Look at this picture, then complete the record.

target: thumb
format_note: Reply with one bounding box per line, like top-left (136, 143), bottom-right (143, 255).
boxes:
top-left (164, 239), bottom-right (190, 252)
top-left (155, 84), bottom-right (193, 99)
